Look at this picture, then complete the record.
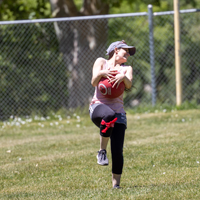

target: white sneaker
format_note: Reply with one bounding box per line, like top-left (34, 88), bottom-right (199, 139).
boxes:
top-left (97, 149), bottom-right (109, 166)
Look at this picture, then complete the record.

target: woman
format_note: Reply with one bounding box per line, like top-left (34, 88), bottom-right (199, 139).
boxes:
top-left (89, 40), bottom-right (136, 189)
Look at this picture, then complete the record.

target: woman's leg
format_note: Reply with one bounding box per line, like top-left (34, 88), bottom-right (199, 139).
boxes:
top-left (90, 104), bottom-right (116, 165)
top-left (110, 123), bottom-right (126, 187)
top-left (112, 174), bottom-right (121, 187)
top-left (100, 135), bottom-right (110, 150)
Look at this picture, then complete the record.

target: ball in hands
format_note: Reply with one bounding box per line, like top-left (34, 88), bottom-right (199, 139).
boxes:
top-left (98, 77), bottom-right (125, 98)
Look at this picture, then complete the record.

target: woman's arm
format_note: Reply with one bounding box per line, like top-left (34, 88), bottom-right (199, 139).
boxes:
top-left (123, 66), bottom-right (133, 89)
top-left (110, 66), bottom-right (133, 89)
top-left (91, 58), bottom-right (105, 87)
top-left (91, 58), bottom-right (118, 87)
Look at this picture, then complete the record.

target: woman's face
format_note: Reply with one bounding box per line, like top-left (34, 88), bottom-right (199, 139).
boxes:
top-left (117, 48), bottom-right (130, 62)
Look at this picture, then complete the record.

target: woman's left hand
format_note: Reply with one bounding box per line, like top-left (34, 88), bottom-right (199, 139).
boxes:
top-left (109, 73), bottom-right (125, 88)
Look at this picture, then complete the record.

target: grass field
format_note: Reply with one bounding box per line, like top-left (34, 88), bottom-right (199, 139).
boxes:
top-left (0, 109), bottom-right (200, 199)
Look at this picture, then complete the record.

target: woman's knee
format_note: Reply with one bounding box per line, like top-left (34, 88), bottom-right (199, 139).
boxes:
top-left (100, 117), bottom-right (117, 137)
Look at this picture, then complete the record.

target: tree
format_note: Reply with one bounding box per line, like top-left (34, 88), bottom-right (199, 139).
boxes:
top-left (0, 0), bottom-right (163, 117)
top-left (49, 0), bottom-right (109, 107)
top-left (48, 0), bottom-right (163, 107)
top-left (0, 0), bottom-right (199, 117)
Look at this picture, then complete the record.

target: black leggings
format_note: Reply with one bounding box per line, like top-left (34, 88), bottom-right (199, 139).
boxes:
top-left (90, 104), bottom-right (126, 174)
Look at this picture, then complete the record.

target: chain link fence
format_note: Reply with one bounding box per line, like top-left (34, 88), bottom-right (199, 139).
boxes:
top-left (0, 7), bottom-right (200, 119)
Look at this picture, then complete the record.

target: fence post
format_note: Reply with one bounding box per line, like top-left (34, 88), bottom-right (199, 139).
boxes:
top-left (174, 0), bottom-right (182, 106)
top-left (148, 4), bottom-right (156, 106)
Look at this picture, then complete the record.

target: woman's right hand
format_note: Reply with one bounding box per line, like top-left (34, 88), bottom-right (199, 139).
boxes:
top-left (91, 58), bottom-right (121, 87)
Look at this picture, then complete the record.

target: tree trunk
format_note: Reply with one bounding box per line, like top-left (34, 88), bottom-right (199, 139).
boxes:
top-left (50, 0), bottom-right (109, 108)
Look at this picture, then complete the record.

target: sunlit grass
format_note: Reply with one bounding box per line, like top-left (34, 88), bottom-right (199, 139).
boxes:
top-left (0, 109), bottom-right (200, 199)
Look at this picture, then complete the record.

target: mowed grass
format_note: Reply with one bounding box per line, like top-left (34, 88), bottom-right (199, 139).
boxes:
top-left (0, 109), bottom-right (200, 199)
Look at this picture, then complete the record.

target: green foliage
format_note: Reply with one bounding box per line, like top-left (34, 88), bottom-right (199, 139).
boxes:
top-left (103, 0), bottom-right (160, 8)
top-left (1, 0), bottom-right (200, 21)
top-left (0, 0), bottom-right (51, 21)
top-left (107, 10), bottom-right (200, 108)
top-left (0, 0), bottom-right (200, 118)
top-left (0, 23), bottom-right (67, 119)
top-left (110, 0), bottom-right (200, 13)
